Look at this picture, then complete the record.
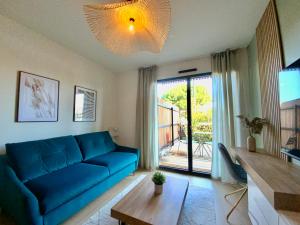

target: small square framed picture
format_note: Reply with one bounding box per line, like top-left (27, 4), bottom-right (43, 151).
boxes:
top-left (73, 86), bottom-right (97, 122)
top-left (17, 71), bottom-right (59, 122)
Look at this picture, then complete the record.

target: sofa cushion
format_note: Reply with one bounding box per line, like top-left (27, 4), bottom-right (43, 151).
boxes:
top-left (6, 136), bottom-right (83, 182)
top-left (85, 152), bottom-right (138, 175)
top-left (25, 163), bottom-right (109, 214)
top-left (75, 131), bottom-right (116, 160)
top-left (43, 163), bottom-right (137, 225)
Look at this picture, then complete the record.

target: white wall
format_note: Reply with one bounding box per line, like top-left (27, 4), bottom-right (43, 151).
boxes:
top-left (276, 0), bottom-right (300, 66)
top-left (116, 56), bottom-right (211, 147)
top-left (0, 14), bottom-right (118, 154)
top-left (116, 70), bottom-right (139, 147)
top-left (157, 57), bottom-right (211, 79)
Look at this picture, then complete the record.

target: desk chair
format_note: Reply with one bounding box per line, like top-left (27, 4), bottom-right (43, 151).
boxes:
top-left (218, 143), bottom-right (247, 221)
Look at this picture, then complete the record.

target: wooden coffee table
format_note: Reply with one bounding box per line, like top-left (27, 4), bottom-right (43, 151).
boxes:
top-left (111, 175), bottom-right (189, 225)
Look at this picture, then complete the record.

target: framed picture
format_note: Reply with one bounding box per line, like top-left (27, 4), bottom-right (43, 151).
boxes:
top-left (17, 71), bottom-right (59, 122)
top-left (73, 86), bottom-right (97, 122)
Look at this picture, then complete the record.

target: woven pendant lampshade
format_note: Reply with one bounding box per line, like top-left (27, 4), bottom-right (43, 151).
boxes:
top-left (84, 0), bottom-right (171, 55)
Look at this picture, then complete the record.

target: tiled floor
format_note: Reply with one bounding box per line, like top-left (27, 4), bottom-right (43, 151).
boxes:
top-left (0, 170), bottom-right (251, 225)
top-left (160, 140), bottom-right (212, 172)
top-left (160, 154), bottom-right (212, 172)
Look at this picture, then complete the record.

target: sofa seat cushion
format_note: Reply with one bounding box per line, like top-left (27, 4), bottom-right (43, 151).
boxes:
top-left (85, 152), bottom-right (137, 175)
top-left (25, 163), bottom-right (109, 214)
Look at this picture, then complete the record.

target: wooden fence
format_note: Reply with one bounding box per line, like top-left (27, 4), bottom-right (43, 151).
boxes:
top-left (158, 103), bottom-right (180, 149)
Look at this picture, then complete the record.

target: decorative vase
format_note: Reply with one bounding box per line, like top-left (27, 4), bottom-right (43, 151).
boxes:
top-left (154, 184), bottom-right (163, 195)
top-left (247, 136), bottom-right (256, 152)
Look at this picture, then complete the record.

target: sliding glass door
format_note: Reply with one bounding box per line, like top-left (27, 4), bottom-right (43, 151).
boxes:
top-left (157, 74), bottom-right (212, 175)
top-left (191, 76), bottom-right (212, 173)
top-left (158, 79), bottom-right (188, 170)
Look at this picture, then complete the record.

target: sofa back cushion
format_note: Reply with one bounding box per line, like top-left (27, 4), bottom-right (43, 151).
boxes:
top-left (6, 136), bottom-right (83, 182)
top-left (75, 131), bottom-right (116, 160)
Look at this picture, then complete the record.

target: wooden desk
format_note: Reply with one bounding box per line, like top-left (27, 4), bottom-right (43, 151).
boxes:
top-left (231, 147), bottom-right (300, 225)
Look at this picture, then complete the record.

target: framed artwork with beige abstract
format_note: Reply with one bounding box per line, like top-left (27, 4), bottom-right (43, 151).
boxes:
top-left (17, 71), bottom-right (59, 122)
top-left (73, 86), bottom-right (97, 122)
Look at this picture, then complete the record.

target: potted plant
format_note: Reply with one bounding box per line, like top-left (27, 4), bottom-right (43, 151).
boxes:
top-left (152, 171), bottom-right (166, 195)
top-left (237, 115), bottom-right (268, 152)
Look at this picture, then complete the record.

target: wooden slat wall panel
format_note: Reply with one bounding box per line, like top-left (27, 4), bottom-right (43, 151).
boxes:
top-left (256, 0), bottom-right (284, 158)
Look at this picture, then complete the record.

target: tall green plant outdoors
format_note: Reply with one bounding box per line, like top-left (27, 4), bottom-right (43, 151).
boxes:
top-left (161, 84), bottom-right (188, 109)
top-left (161, 83), bottom-right (212, 141)
top-left (161, 84), bottom-right (211, 110)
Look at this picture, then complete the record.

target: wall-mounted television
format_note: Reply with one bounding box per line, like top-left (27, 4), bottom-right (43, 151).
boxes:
top-left (279, 66), bottom-right (300, 162)
top-left (279, 68), bottom-right (300, 104)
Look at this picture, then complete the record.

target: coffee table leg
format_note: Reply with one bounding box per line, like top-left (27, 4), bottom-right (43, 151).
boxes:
top-left (118, 221), bottom-right (126, 225)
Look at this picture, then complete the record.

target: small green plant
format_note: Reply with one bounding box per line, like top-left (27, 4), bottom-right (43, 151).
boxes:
top-left (152, 171), bottom-right (166, 185)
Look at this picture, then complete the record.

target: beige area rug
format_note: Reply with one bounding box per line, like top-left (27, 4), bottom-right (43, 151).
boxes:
top-left (83, 175), bottom-right (216, 225)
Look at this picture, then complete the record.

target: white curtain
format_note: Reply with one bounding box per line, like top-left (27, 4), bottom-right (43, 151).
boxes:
top-left (136, 66), bottom-right (159, 170)
top-left (211, 49), bottom-right (250, 183)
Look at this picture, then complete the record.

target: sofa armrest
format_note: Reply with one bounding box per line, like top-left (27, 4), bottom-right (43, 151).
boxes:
top-left (2, 165), bottom-right (43, 225)
top-left (115, 145), bottom-right (140, 169)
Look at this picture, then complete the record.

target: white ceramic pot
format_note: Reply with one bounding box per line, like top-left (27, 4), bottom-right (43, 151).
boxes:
top-left (247, 136), bottom-right (256, 152)
top-left (154, 184), bottom-right (163, 195)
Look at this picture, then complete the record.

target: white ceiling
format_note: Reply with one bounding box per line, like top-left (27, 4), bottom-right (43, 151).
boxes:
top-left (0, 0), bottom-right (269, 73)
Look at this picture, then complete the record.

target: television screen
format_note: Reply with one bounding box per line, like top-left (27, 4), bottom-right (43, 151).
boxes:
top-left (279, 68), bottom-right (300, 157)
top-left (279, 69), bottom-right (300, 104)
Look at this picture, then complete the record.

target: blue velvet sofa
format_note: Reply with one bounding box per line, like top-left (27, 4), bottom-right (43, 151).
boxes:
top-left (0, 131), bottom-right (139, 225)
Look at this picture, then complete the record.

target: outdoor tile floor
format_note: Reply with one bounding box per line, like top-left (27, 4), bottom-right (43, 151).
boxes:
top-left (159, 140), bottom-right (212, 173)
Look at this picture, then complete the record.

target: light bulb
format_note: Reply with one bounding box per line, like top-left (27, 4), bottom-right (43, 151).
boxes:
top-left (129, 24), bottom-right (134, 31)
top-left (129, 17), bottom-right (135, 32)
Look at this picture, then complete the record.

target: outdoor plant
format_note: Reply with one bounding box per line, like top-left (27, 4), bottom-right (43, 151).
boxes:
top-left (152, 171), bottom-right (166, 185)
top-left (237, 115), bottom-right (268, 137)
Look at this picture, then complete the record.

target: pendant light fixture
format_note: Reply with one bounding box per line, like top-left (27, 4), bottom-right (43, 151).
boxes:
top-left (84, 0), bottom-right (171, 55)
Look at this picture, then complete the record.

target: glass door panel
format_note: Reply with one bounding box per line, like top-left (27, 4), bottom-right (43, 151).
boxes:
top-left (191, 76), bottom-right (212, 173)
top-left (158, 79), bottom-right (188, 170)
